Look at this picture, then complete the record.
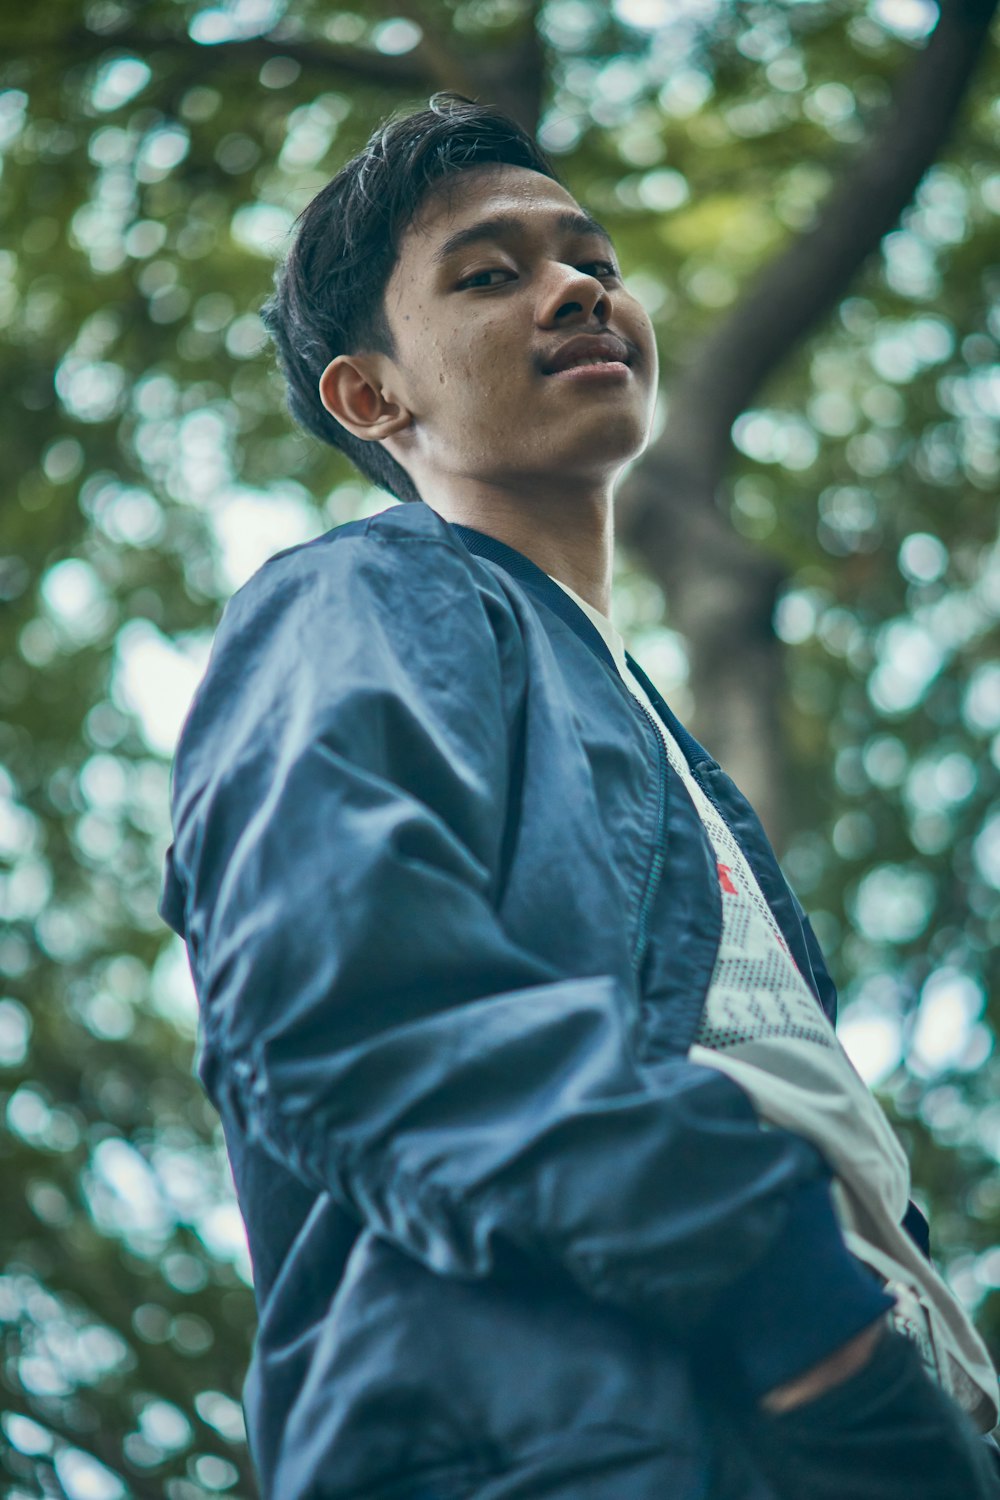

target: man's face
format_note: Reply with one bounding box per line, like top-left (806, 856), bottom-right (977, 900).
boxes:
top-left (369, 164), bottom-right (659, 496)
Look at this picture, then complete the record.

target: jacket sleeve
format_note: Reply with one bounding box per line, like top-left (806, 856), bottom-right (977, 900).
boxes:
top-left (165, 527), bottom-right (886, 1350)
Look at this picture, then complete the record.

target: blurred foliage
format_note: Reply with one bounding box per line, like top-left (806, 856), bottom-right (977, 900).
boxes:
top-left (0, 0), bottom-right (998, 1495)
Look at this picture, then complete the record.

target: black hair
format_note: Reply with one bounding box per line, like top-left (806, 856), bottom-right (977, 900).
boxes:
top-left (260, 93), bottom-right (562, 504)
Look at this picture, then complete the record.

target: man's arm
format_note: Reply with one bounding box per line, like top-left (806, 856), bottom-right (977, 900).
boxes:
top-left (165, 527), bottom-right (889, 1372)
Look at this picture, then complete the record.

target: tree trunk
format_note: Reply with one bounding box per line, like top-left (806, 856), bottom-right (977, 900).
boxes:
top-left (616, 0), bottom-right (998, 845)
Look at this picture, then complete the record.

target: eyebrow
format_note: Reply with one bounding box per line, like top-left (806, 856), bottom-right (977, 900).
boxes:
top-left (431, 210), bottom-right (616, 267)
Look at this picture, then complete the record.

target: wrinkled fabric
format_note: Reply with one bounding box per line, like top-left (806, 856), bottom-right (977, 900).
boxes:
top-left (161, 501), bottom-right (971, 1500)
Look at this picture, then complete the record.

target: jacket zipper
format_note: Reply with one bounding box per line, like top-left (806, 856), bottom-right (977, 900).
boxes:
top-left (628, 695), bottom-right (668, 972)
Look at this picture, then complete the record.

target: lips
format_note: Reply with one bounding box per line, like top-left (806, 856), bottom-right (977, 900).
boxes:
top-left (541, 333), bottom-right (631, 375)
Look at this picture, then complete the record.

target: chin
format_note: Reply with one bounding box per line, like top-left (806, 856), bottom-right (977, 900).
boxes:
top-left (563, 416), bottom-right (650, 467)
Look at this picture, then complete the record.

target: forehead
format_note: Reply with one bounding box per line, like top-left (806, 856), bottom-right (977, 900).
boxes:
top-left (398, 164), bottom-right (590, 268)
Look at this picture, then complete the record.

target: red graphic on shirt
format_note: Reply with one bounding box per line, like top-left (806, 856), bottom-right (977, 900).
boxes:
top-left (715, 859), bottom-right (805, 975)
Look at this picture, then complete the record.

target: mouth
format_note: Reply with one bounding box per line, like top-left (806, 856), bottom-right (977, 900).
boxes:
top-left (540, 333), bottom-right (635, 379)
top-left (543, 359), bottom-right (631, 381)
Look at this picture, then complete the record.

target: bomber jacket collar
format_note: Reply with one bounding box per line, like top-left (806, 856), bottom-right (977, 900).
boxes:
top-left (451, 522), bottom-right (619, 672)
top-left (450, 521), bottom-right (716, 774)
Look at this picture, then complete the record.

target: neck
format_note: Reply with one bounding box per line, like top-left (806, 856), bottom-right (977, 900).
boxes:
top-left (420, 476), bottom-right (616, 618)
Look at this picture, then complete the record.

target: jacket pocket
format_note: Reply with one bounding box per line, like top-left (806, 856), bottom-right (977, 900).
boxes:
top-left (277, 1232), bottom-right (711, 1500)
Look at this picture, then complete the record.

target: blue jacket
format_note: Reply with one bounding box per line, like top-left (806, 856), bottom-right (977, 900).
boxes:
top-left (161, 499), bottom-right (915, 1500)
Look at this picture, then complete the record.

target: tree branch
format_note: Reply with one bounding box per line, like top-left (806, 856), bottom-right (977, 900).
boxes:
top-left (63, 12), bottom-right (543, 136)
top-left (63, 24), bottom-right (433, 94)
top-left (631, 0), bottom-right (1000, 500)
top-left (615, 0), bottom-right (997, 835)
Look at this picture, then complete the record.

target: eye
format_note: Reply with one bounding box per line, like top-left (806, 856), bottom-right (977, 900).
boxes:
top-left (456, 259), bottom-right (620, 290)
top-left (457, 268), bottom-right (515, 289)
top-left (581, 260), bottom-right (620, 279)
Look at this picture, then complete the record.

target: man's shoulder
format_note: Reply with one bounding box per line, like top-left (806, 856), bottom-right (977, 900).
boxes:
top-left (169, 502), bottom-right (516, 800)
top-left (207, 498), bottom-right (527, 691)
top-left (219, 498), bottom-right (500, 631)
top-left (245, 499), bottom-right (468, 584)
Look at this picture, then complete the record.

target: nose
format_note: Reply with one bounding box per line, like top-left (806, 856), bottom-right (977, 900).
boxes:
top-left (537, 263), bottom-right (611, 328)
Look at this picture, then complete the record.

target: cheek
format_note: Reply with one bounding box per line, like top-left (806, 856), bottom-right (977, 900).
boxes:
top-left (459, 322), bottom-right (526, 396)
top-left (404, 302), bottom-right (530, 413)
top-left (632, 306), bottom-right (658, 368)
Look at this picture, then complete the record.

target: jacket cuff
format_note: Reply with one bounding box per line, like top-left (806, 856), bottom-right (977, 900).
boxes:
top-left (701, 1177), bottom-right (896, 1399)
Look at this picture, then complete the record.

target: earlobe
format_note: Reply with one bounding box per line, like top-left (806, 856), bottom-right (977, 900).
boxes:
top-left (318, 355), bottom-right (411, 443)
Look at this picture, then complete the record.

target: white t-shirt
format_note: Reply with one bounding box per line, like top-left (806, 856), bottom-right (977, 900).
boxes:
top-left (548, 573), bottom-right (998, 1431)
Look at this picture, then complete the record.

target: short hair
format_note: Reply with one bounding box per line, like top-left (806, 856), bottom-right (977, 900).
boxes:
top-left (260, 93), bottom-right (562, 505)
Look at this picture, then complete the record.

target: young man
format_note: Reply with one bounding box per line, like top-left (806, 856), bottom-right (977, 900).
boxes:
top-left (160, 95), bottom-right (1000, 1500)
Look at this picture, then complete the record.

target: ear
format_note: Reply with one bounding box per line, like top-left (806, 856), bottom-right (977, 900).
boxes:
top-left (318, 355), bottom-right (412, 443)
